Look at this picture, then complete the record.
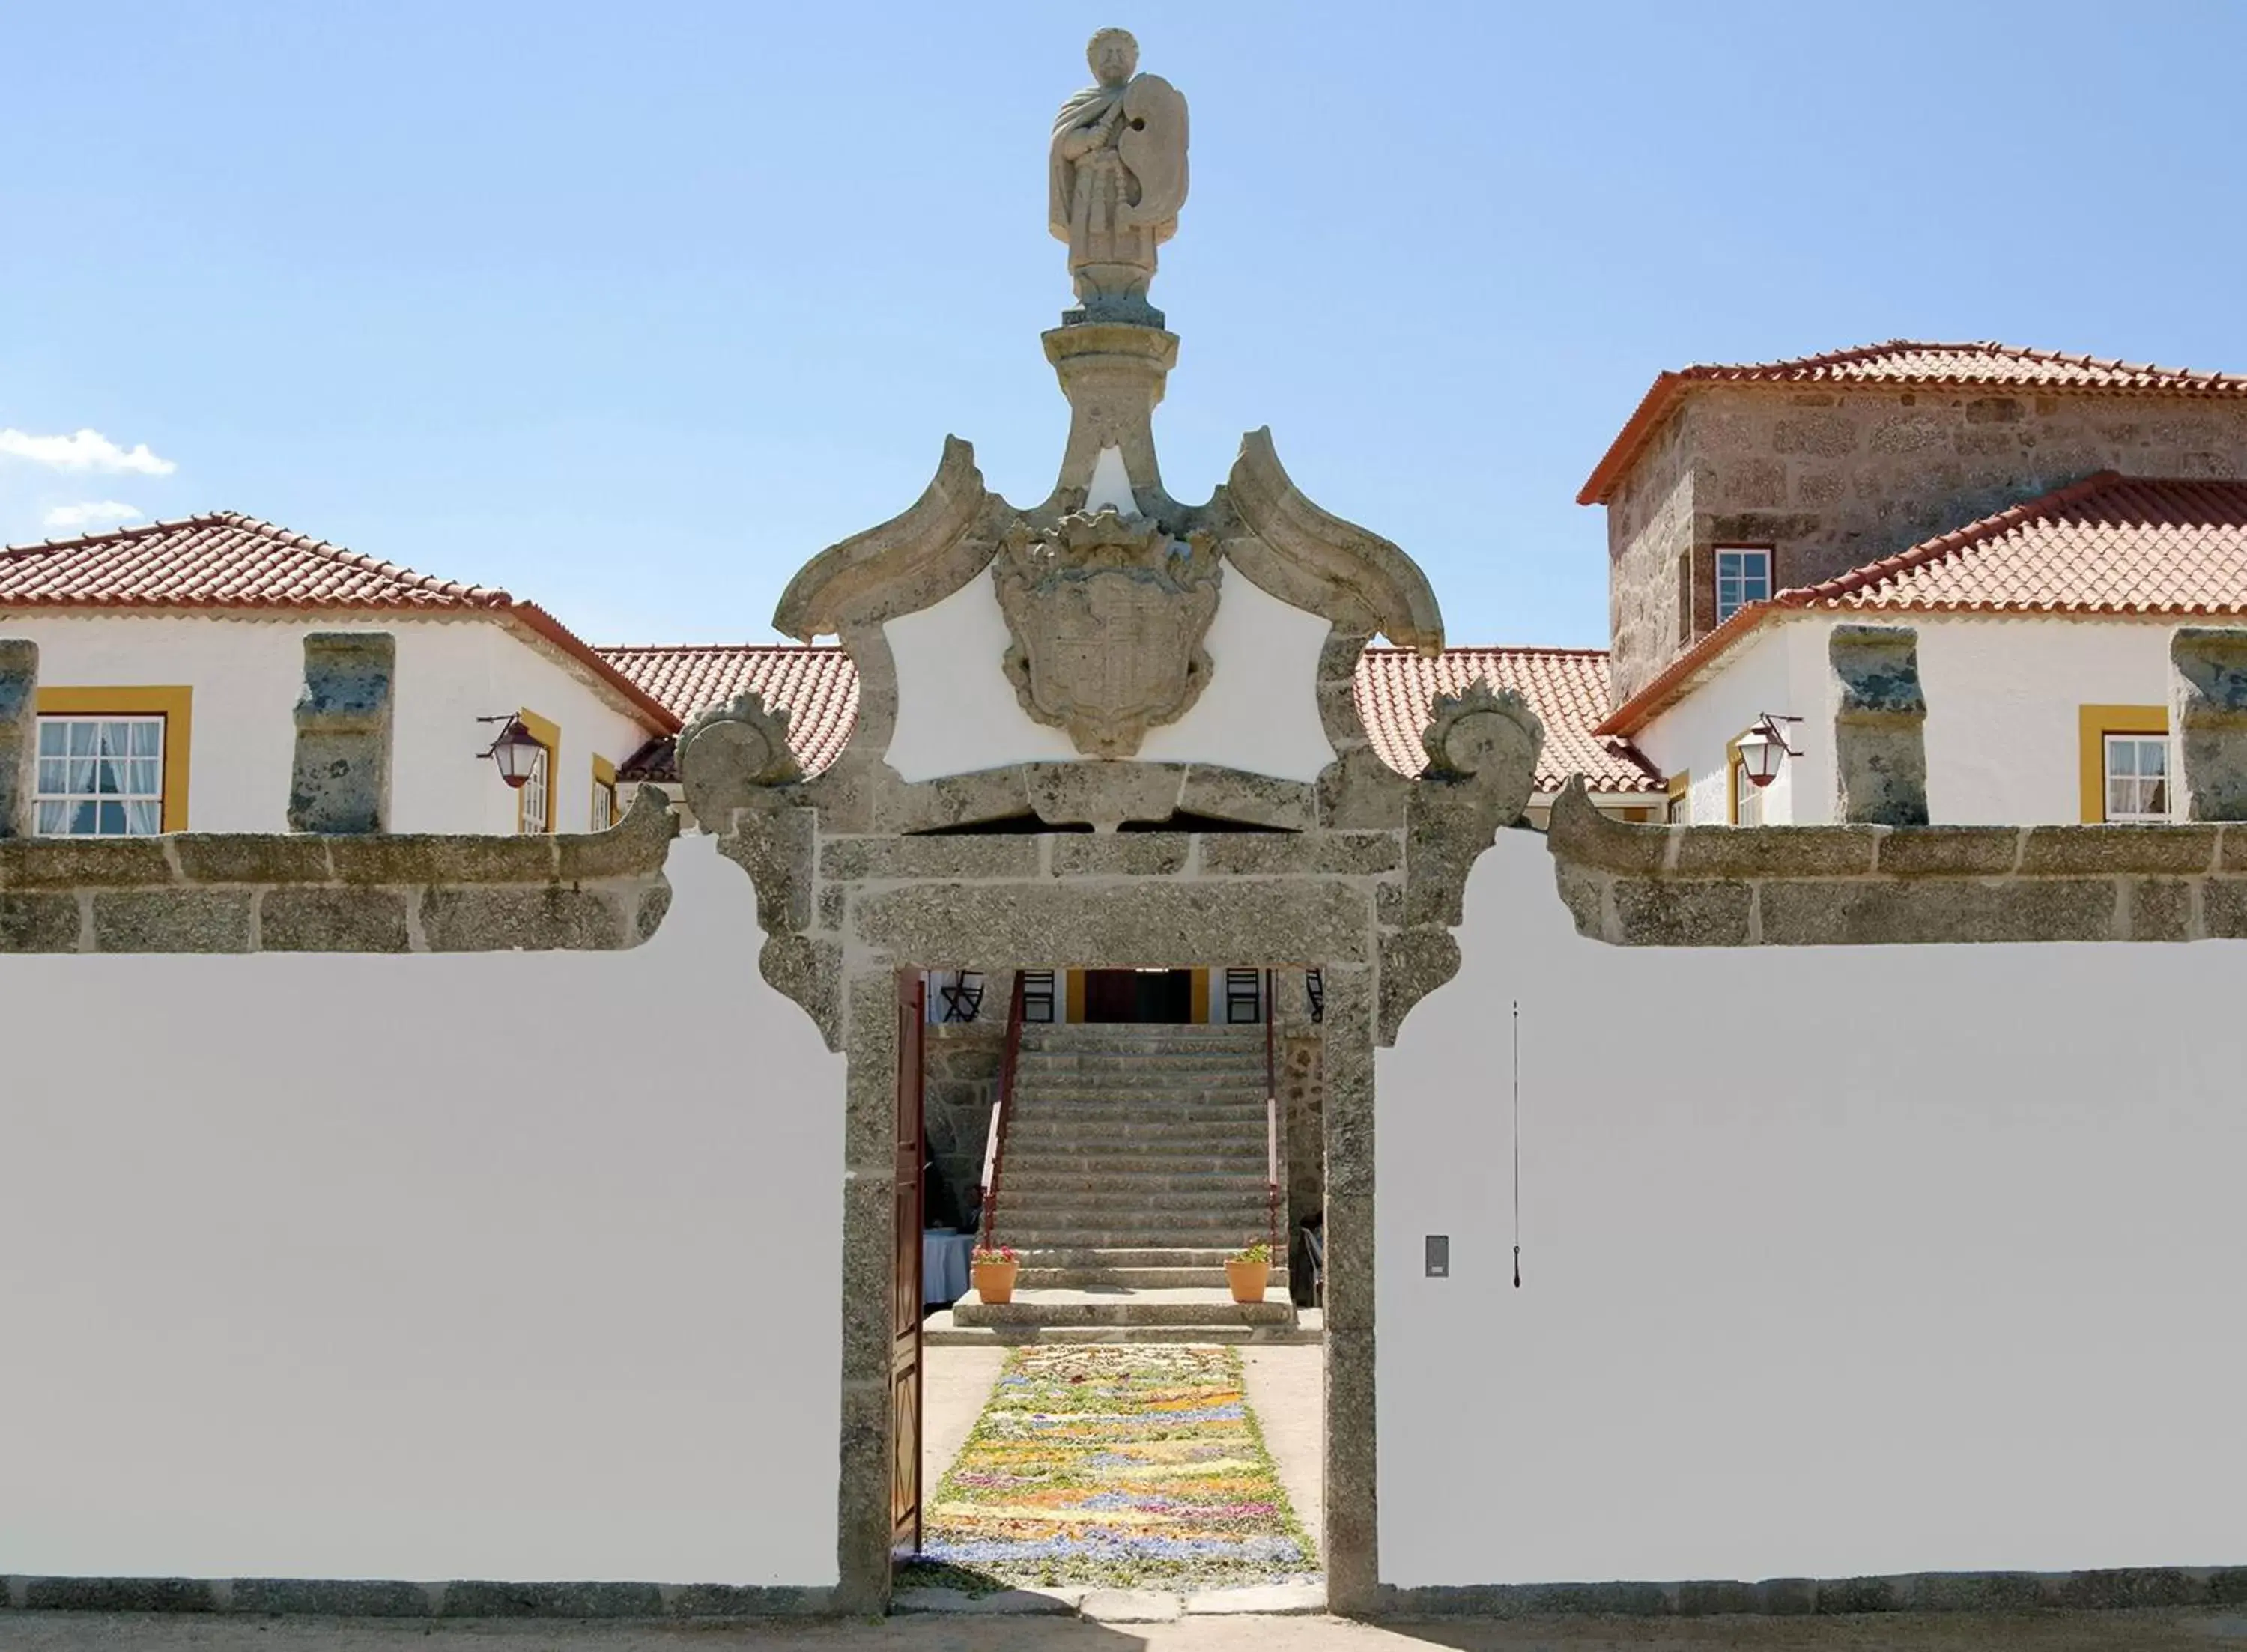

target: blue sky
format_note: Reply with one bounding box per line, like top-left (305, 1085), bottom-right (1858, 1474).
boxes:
top-left (4, 1), bottom-right (2243, 649)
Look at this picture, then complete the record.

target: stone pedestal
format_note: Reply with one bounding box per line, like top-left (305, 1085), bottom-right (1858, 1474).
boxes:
top-left (288, 633), bottom-right (395, 835)
top-left (1043, 322), bottom-right (1178, 510)
top-left (0, 638), bottom-right (37, 839)
top-left (2171, 626), bottom-right (2247, 821)
top-left (1830, 624), bottom-right (1929, 826)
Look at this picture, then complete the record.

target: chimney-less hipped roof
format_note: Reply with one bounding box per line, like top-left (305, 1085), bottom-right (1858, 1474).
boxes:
top-left (1578, 341), bottom-right (2247, 505)
top-left (0, 511), bottom-right (680, 732)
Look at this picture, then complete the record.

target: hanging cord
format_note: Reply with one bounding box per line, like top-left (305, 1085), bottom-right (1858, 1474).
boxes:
top-left (1511, 1000), bottom-right (1522, 1289)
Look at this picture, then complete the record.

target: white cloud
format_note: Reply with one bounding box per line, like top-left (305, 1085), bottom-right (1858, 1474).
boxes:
top-left (42, 501), bottom-right (145, 531)
top-left (0, 428), bottom-right (177, 476)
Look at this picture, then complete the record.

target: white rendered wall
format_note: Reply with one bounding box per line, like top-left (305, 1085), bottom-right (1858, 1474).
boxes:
top-left (1640, 615), bottom-right (2183, 827)
top-left (0, 838), bottom-right (846, 1586)
top-left (1636, 622), bottom-right (1819, 825)
top-left (3, 614), bottom-right (654, 834)
top-left (1377, 830), bottom-right (2247, 1587)
top-left (882, 562), bottom-right (1335, 786)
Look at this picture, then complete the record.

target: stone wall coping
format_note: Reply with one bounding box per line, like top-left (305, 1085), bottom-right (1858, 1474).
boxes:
top-left (0, 787), bottom-right (678, 954)
top-left (1546, 777), bottom-right (2247, 947)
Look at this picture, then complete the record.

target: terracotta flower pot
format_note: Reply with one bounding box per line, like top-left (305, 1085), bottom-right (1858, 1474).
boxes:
top-left (972, 1259), bottom-right (1019, 1305)
top-left (1225, 1258), bottom-right (1270, 1304)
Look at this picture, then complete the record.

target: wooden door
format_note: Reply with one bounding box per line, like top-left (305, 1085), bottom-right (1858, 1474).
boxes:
top-left (1085, 968), bottom-right (1139, 1023)
top-left (891, 970), bottom-right (926, 1557)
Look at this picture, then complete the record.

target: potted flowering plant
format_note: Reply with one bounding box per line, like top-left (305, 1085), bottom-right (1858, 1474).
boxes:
top-left (1225, 1239), bottom-right (1272, 1304)
top-left (971, 1245), bottom-right (1019, 1305)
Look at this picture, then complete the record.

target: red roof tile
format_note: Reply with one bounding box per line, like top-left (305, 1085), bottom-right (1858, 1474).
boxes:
top-left (1580, 341), bottom-right (2247, 505)
top-left (601, 643), bottom-right (1660, 794)
top-left (600, 644), bottom-right (859, 779)
top-left (0, 511), bottom-right (679, 732)
top-left (1353, 646), bottom-right (1661, 793)
top-left (1598, 473), bottom-right (2247, 736)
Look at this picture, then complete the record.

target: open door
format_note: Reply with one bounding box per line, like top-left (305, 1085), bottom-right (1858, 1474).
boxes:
top-left (891, 969), bottom-right (927, 1558)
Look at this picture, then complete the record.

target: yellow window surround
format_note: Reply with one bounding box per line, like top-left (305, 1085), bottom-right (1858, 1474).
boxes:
top-left (35, 685), bottom-right (193, 833)
top-left (2077, 704), bottom-right (2168, 824)
top-left (517, 707), bottom-right (560, 833)
top-left (1666, 770), bottom-right (1689, 824)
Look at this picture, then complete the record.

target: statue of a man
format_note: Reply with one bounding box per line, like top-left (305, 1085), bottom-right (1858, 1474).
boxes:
top-left (1049, 28), bottom-right (1189, 325)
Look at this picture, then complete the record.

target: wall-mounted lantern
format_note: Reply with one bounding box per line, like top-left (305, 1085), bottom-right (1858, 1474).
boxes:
top-left (476, 714), bottom-right (545, 789)
top-left (1736, 714), bottom-right (1802, 789)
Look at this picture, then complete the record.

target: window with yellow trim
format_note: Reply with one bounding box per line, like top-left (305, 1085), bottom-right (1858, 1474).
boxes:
top-left (32, 686), bottom-right (192, 834)
top-left (1665, 771), bottom-right (1690, 825)
top-left (2078, 705), bottom-right (2168, 824)
top-left (590, 754), bottom-right (618, 830)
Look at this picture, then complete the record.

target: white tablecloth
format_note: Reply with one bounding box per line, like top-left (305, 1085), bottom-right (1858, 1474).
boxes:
top-left (922, 1229), bottom-right (976, 1305)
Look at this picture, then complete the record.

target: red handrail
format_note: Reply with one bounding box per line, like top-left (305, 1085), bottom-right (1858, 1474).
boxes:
top-left (1264, 967), bottom-right (1280, 1260)
top-left (978, 971), bottom-right (1029, 1251)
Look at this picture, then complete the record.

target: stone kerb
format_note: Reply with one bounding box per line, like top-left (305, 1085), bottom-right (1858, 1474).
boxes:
top-left (1545, 777), bottom-right (2247, 947)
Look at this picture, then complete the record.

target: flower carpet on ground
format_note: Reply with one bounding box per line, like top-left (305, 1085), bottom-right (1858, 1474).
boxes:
top-left (903, 1343), bottom-right (1317, 1592)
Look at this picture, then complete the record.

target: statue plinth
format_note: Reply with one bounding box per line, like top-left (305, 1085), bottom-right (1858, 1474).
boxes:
top-left (1042, 322), bottom-right (1180, 512)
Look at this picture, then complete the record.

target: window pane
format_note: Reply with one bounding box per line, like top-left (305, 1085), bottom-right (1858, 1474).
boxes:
top-left (127, 758), bottom-right (159, 795)
top-left (67, 721), bottom-right (95, 756)
top-left (2146, 777), bottom-right (2168, 816)
top-left (37, 757), bottom-right (67, 793)
top-left (2108, 780), bottom-right (2133, 818)
top-left (2106, 738), bottom-right (2137, 778)
top-left (37, 721), bottom-right (65, 756)
top-left (2139, 740), bottom-right (2167, 777)
top-left (97, 800), bottom-right (126, 834)
top-left (130, 720), bottom-right (161, 756)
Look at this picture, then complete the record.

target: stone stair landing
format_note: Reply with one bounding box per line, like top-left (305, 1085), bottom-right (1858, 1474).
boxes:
top-left (930, 1021), bottom-right (1312, 1346)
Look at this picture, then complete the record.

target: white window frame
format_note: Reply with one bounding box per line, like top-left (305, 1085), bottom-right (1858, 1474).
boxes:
top-left (1714, 547), bottom-right (1772, 625)
top-left (517, 744), bottom-right (551, 836)
top-left (34, 714), bottom-right (166, 837)
top-left (2102, 732), bottom-right (2169, 824)
top-left (1732, 753), bottom-right (1764, 827)
top-left (591, 776), bottom-right (617, 831)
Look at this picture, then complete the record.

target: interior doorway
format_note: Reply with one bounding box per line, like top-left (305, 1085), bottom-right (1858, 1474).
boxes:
top-left (1082, 966), bottom-right (1194, 1023)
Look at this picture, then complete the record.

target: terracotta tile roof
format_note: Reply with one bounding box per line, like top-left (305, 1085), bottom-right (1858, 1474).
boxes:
top-left (1353, 646), bottom-right (1662, 793)
top-left (1597, 473), bottom-right (2247, 737)
top-left (602, 641), bottom-right (1660, 794)
top-left (600, 644), bottom-right (858, 780)
top-left (1580, 341), bottom-right (2247, 505)
top-left (0, 511), bottom-right (679, 732)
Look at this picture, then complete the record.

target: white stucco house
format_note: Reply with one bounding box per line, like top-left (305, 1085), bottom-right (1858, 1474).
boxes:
top-left (1601, 472), bottom-right (2247, 827)
top-left (1580, 341), bottom-right (2247, 827)
top-left (0, 511), bottom-right (679, 836)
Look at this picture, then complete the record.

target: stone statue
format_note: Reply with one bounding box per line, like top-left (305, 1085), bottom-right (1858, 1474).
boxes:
top-left (1049, 28), bottom-right (1188, 325)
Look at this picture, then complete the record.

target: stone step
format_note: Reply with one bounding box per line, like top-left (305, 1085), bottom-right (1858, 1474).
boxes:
top-left (1001, 1191), bottom-right (1271, 1215)
top-left (1010, 1246), bottom-right (1266, 1269)
top-left (1001, 1170), bottom-right (1273, 1193)
top-left (950, 1289), bottom-right (1294, 1329)
top-left (1014, 1057), bottom-right (1268, 1075)
top-left (1006, 1105), bottom-right (1270, 1126)
top-left (1017, 1265), bottom-right (1291, 1289)
top-left (1018, 1027), bottom-right (1264, 1046)
top-left (1003, 1125), bottom-right (1270, 1146)
top-left (1000, 1153), bottom-right (1270, 1176)
top-left (996, 1227), bottom-right (1279, 1251)
top-left (923, 1317), bottom-right (1323, 1347)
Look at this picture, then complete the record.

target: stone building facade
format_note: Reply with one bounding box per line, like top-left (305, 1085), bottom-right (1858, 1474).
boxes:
top-left (1585, 344), bottom-right (2247, 705)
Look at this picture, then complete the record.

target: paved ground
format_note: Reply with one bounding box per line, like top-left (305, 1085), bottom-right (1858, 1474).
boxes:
top-left (1237, 1343), bottom-right (1323, 1555)
top-left (921, 1342), bottom-right (1007, 1492)
top-left (6, 1607), bottom-right (2245, 1648)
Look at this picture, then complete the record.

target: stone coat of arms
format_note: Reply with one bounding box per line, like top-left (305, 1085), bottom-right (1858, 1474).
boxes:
top-left (992, 507), bottom-right (1222, 759)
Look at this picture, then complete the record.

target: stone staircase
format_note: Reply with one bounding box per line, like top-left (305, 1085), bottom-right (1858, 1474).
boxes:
top-left (927, 1022), bottom-right (1315, 1345)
